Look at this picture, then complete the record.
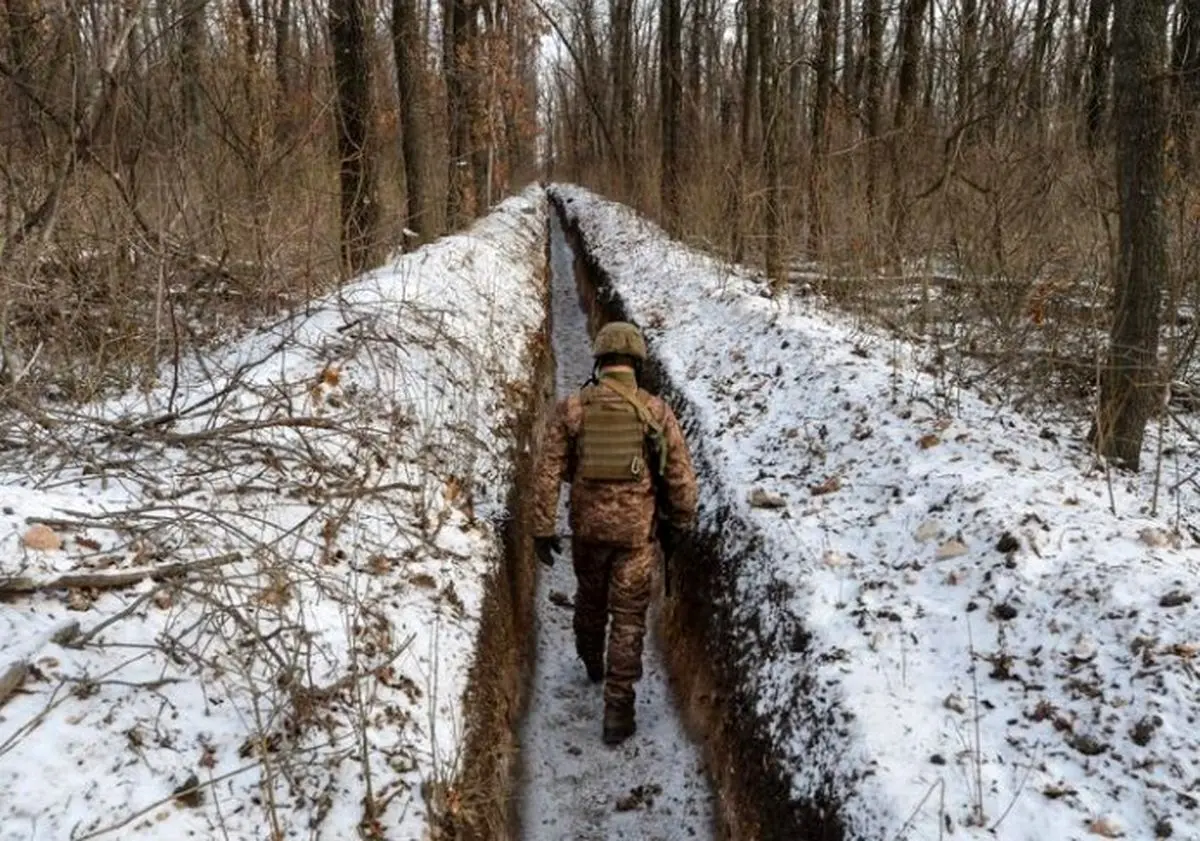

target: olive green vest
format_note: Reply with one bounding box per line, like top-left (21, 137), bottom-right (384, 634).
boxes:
top-left (576, 373), bottom-right (667, 482)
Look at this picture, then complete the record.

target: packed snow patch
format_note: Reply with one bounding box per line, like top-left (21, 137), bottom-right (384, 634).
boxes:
top-left (552, 184), bottom-right (1200, 841)
top-left (0, 188), bottom-right (548, 841)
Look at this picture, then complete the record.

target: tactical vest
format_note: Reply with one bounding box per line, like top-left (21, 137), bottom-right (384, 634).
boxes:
top-left (575, 379), bottom-right (667, 482)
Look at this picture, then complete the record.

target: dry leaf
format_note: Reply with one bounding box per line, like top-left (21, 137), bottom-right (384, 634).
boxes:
top-left (66, 589), bottom-right (93, 611)
top-left (917, 433), bottom-right (941, 449)
top-left (1139, 528), bottom-right (1172, 548)
top-left (320, 366), bottom-right (341, 387)
top-left (22, 524), bottom-right (61, 552)
top-left (153, 589), bottom-right (174, 610)
top-left (74, 536), bottom-right (101, 551)
top-left (809, 475), bottom-right (842, 496)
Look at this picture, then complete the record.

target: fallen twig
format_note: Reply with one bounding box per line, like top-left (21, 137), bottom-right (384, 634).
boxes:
top-left (0, 552), bottom-right (242, 594)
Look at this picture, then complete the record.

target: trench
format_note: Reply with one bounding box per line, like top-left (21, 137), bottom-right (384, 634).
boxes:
top-left (513, 208), bottom-right (717, 840)
top-left (548, 192), bottom-right (842, 841)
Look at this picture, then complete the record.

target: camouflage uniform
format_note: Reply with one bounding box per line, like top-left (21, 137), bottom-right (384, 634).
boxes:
top-left (532, 338), bottom-right (698, 739)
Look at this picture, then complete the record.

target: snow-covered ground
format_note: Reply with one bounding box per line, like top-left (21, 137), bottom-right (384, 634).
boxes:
top-left (551, 184), bottom-right (1200, 841)
top-left (0, 189), bottom-right (548, 841)
top-left (518, 211), bottom-right (714, 841)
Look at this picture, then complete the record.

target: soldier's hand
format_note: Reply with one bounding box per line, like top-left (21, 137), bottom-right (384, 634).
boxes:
top-left (534, 535), bottom-right (561, 568)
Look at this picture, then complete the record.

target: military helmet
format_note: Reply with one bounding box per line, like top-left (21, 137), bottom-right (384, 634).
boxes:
top-left (593, 321), bottom-right (647, 360)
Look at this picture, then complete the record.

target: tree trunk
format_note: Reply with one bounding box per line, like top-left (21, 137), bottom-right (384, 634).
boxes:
top-left (1172, 0), bottom-right (1200, 174)
top-left (686, 0), bottom-right (705, 147)
top-left (660, 0), bottom-right (683, 228)
top-left (393, 0), bottom-right (431, 243)
top-left (444, 0), bottom-right (474, 228)
top-left (889, 0), bottom-right (930, 258)
top-left (863, 0), bottom-right (883, 224)
top-left (179, 0), bottom-right (206, 131)
top-left (329, 0), bottom-right (378, 272)
top-left (275, 0), bottom-right (292, 96)
top-left (1092, 0), bottom-right (1168, 469)
top-left (1083, 0), bottom-right (1112, 149)
top-left (236, 0), bottom-right (258, 63)
top-left (732, 0), bottom-right (760, 261)
top-left (610, 0), bottom-right (635, 190)
top-left (842, 0), bottom-right (856, 108)
top-left (958, 0), bottom-right (978, 123)
top-left (759, 0), bottom-right (782, 289)
top-left (808, 0), bottom-right (836, 255)
top-left (1025, 0), bottom-right (1054, 130)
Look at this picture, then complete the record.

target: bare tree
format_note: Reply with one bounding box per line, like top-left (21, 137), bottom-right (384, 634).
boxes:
top-left (393, 0), bottom-right (432, 243)
top-left (660, 0), bottom-right (683, 226)
top-left (808, 0), bottom-right (836, 254)
top-left (1172, 0), bottom-right (1200, 174)
top-left (1083, 0), bottom-right (1112, 149)
top-left (1092, 0), bottom-right (1168, 468)
top-left (759, 0), bottom-right (783, 287)
top-left (445, 0), bottom-right (475, 228)
top-left (330, 0), bottom-right (378, 272)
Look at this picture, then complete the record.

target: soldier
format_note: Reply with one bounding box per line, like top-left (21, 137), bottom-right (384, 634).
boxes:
top-left (531, 321), bottom-right (698, 745)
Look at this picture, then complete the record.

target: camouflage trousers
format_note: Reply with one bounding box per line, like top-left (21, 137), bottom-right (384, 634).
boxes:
top-left (571, 539), bottom-right (656, 711)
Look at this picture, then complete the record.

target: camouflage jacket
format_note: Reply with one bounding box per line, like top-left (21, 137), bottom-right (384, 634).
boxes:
top-left (532, 372), bottom-right (698, 547)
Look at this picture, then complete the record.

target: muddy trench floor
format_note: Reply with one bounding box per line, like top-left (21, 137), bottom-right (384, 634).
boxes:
top-left (515, 213), bottom-right (716, 841)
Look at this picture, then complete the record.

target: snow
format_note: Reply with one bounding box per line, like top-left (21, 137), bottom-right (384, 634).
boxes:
top-left (551, 183), bottom-right (1200, 841)
top-left (0, 188), bottom-right (548, 841)
top-left (518, 211), bottom-right (714, 840)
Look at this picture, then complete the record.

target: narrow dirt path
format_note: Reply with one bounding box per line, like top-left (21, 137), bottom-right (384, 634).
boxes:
top-left (517, 213), bottom-right (715, 841)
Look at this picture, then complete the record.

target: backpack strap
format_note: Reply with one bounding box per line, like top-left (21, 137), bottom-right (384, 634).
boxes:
top-left (598, 378), bottom-right (668, 475)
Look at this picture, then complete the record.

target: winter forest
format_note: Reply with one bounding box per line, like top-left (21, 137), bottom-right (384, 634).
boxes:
top-left (3, 1), bottom-right (1200, 840)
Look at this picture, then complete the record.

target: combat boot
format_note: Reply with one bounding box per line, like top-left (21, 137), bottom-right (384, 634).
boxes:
top-left (584, 659), bottom-right (604, 683)
top-left (602, 704), bottom-right (636, 745)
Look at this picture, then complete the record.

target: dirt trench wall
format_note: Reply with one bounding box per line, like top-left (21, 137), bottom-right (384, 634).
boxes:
top-left (549, 193), bottom-right (846, 841)
top-left (444, 253), bottom-right (555, 840)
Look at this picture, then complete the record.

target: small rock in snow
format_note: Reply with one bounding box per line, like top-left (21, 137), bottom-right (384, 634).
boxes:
top-left (1155, 818), bottom-right (1174, 838)
top-left (943, 693), bottom-right (968, 714)
top-left (1088, 816), bottom-right (1124, 837)
top-left (1159, 590), bottom-right (1192, 608)
top-left (929, 753), bottom-right (946, 765)
top-left (936, 539), bottom-right (969, 560)
top-left (22, 524), bottom-right (62, 552)
top-left (914, 520), bottom-right (941, 543)
top-left (995, 532), bottom-right (1020, 553)
top-left (748, 488), bottom-right (788, 509)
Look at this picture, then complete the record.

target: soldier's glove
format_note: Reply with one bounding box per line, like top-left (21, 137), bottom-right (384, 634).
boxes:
top-left (534, 535), bottom-right (561, 568)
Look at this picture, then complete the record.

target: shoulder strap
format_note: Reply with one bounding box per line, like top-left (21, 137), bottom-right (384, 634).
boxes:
top-left (599, 378), bottom-right (668, 474)
top-left (599, 378), bottom-right (663, 434)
